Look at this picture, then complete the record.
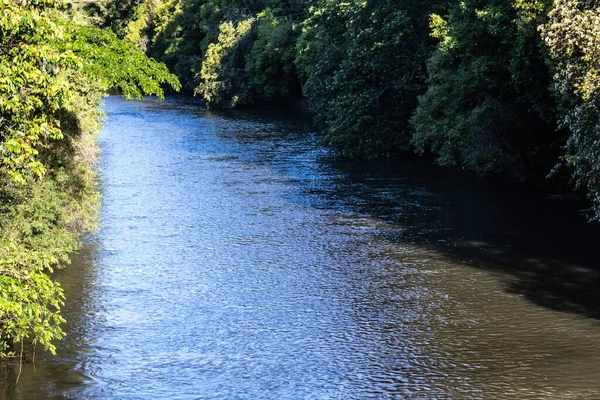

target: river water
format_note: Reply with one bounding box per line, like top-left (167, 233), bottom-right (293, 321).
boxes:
top-left (3, 96), bottom-right (600, 399)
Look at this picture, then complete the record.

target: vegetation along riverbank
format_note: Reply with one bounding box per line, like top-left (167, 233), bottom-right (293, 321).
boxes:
top-left (0, 0), bottom-right (179, 358)
top-left (91, 0), bottom-right (600, 214)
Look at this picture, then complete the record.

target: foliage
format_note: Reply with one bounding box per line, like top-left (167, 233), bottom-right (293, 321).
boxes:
top-left (107, 0), bottom-right (308, 96)
top-left (188, 3), bottom-right (301, 108)
top-left (65, 23), bottom-right (181, 99)
top-left (411, 0), bottom-right (556, 177)
top-left (0, 0), bottom-right (81, 350)
top-left (103, 0), bottom-right (144, 39)
top-left (149, 0), bottom-right (199, 90)
top-left (296, 0), bottom-right (445, 158)
top-left (245, 9), bottom-right (298, 103)
top-left (0, 176), bottom-right (79, 355)
top-left (0, 0), bottom-right (179, 356)
top-left (0, 0), bottom-right (74, 183)
top-left (541, 0), bottom-right (600, 218)
top-left (123, 0), bottom-right (158, 51)
top-left (197, 18), bottom-right (255, 108)
top-left (150, 0), bottom-right (239, 91)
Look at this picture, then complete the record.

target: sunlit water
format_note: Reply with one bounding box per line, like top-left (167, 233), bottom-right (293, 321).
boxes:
top-left (3, 96), bottom-right (600, 399)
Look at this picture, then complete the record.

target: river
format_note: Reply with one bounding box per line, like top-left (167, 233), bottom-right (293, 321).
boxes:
top-left (3, 96), bottom-right (600, 399)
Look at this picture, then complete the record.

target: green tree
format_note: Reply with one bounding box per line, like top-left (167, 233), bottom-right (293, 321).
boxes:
top-left (411, 0), bottom-right (556, 178)
top-left (296, 0), bottom-right (445, 158)
top-left (541, 0), bottom-right (600, 218)
top-left (245, 9), bottom-right (299, 103)
top-left (196, 18), bottom-right (255, 108)
top-left (104, 0), bottom-right (144, 38)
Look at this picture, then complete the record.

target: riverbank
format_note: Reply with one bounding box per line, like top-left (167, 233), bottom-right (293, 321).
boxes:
top-left (0, 1), bottom-right (179, 359)
top-left (0, 89), bottom-right (103, 357)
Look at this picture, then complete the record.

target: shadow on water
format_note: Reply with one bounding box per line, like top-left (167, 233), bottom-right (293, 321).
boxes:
top-left (313, 157), bottom-right (600, 322)
top-left (0, 239), bottom-right (101, 400)
top-left (200, 103), bottom-right (600, 322)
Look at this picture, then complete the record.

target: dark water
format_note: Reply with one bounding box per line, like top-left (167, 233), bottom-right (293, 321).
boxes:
top-left (3, 96), bottom-right (600, 399)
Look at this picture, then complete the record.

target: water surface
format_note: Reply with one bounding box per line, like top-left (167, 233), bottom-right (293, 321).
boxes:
top-left (3, 96), bottom-right (600, 399)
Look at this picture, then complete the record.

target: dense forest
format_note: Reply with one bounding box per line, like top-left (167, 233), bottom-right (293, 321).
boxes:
top-left (1, 0), bottom-right (599, 358)
top-left (89, 0), bottom-right (600, 216)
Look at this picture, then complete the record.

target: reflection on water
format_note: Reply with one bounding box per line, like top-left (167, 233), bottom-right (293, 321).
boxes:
top-left (0, 242), bottom-right (100, 400)
top-left (3, 96), bottom-right (600, 399)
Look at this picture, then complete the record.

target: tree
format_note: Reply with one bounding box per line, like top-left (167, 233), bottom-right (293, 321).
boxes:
top-left (541, 0), bottom-right (600, 218)
top-left (411, 0), bottom-right (556, 178)
top-left (197, 18), bottom-right (255, 108)
top-left (296, 0), bottom-right (445, 158)
top-left (246, 9), bottom-right (299, 103)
